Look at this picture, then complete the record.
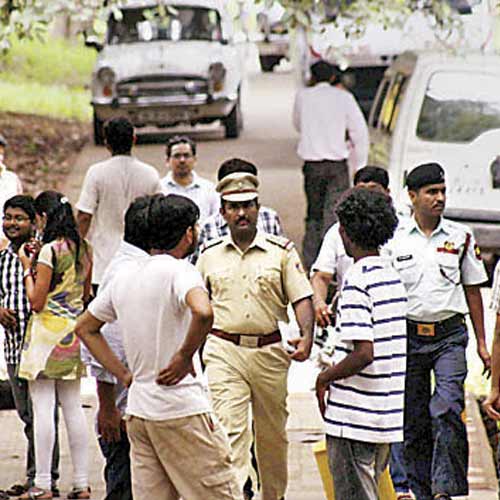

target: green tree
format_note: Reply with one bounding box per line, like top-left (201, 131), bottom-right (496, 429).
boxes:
top-left (0, 0), bottom-right (495, 50)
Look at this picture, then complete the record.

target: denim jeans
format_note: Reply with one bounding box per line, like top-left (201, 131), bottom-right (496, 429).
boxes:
top-left (390, 442), bottom-right (410, 494)
top-left (403, 324), bottom-right (469, 500)
top-left (98, 429), bottom-right (132, 500)
top-left (7, 364), bottom-right (59, 487)
top-left (327, 436), bottom-right (390, 500)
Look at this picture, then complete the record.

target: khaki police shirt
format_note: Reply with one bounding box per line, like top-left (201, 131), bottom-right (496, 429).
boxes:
top-left (385, 216), bottom-right (487, 322)
top-left (196, 231), bottom-right (313, 335)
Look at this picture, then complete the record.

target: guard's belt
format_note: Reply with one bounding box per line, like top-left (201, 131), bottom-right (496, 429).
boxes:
top-left (211, 329), bottom-right (281, 348)
top-left (407, 314), bottom-right (465, 337)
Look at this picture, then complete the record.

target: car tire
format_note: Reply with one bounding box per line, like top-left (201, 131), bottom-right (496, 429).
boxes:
top-left (93, 112), bottom-right (105, 146)
top-left (223, 93), bottom-right (242, 139)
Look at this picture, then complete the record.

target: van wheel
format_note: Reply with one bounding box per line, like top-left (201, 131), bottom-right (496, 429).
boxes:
top-left (93, 112), bottom-right (105, 145)
top-left (223, 94), bottom-right (242, 139)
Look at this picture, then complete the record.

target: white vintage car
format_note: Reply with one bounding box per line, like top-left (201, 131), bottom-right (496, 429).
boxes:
top-left (88, 0), bottom-right (244, 144)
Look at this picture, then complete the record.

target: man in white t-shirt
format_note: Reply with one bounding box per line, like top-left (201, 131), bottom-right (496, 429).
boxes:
top-left (76, 194), bottom-right (241, 500)
top-left (160, 135), bottom-right (219, 223)
top-left (76, 117), bottom-right (162, 290)
top-left (315, 188), bottom-right (407, 500)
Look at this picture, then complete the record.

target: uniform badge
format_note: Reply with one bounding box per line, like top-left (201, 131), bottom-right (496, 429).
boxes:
top-left (295, 261), bottom-right (305, 274)
top-left (437, 241), bottom-right (459, 255)
top-left (474, 244), bottom-right (482, 260)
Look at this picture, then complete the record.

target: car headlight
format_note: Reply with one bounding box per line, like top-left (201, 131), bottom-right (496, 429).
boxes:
top-left (97, 67), bottom-right (116, 97)
top-left (209, 62), bottom-right (226, 92)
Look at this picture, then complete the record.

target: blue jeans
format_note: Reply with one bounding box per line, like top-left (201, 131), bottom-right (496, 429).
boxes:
top-left (98, 429), bottom-right (132, 500)
top-left (403, 324), bottom-right (469, 500)
top-left (390, 442), bottom-right (410, 494)
top-left (7, 364), bottom-right (59, 487)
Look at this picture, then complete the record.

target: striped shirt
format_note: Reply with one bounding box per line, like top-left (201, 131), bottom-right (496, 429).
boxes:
top-left (190, 205), bottom-right (283, 264)
top-left (0, 245), bottom-right (30, 365)
top-left (324, 255), bottom-right (407, 444)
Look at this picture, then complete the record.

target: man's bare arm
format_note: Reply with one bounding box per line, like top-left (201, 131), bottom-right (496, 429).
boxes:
top-left (311, 271), bottom-right (334, 327)
top-left (77, 210), bottom-right (93, 238)
top-left (75, 310), bottom-right (132, 387)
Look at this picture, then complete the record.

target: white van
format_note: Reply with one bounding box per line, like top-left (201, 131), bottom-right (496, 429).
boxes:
top-left (368, 50), bottom-right (500, 267)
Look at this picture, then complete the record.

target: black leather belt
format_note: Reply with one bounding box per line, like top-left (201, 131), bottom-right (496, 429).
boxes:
top-left (407, 314), bottom-right (465, 338)
top-left (211, 329), bottom-right (281, 348)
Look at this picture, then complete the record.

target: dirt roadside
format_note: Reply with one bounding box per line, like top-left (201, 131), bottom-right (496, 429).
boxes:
top-left (0, 112), bottom-right (90, 195)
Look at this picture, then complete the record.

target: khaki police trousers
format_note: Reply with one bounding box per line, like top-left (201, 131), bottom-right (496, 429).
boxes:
top-left (127, 412), bottom-right (242, 500)
top-left (203, 335), bottom-right (291, 500)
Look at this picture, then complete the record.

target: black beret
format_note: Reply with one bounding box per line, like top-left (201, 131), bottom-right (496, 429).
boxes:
top-left (406, 162), bottom-right (445, 190)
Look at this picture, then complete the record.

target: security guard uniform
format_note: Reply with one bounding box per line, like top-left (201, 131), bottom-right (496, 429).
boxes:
top-left (387, 171), bottom-right (487, 500)
top-left (197, 189), bottom-right (312, 500)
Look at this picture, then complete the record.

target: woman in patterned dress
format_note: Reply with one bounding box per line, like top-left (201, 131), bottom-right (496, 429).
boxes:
top-left (17, 191), bottom-right (92, 500)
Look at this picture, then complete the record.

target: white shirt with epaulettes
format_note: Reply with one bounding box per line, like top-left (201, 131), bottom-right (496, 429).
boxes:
top-left (384, 216), bottom-right (487, 323)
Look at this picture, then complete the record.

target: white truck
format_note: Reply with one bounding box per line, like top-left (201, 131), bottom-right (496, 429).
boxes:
top-left (87, 0), bottom-right (245, 144)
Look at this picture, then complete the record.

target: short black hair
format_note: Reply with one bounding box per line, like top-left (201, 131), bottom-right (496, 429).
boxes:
top-left (310, 61), bottom-right (333, 83)
top-left (148, 194), bottom-right (200, 251)
top-left (4, 195), bottom-right (36, 221)
top-left (104, 117), bottom-right (134, 155)
top-left (354, 166), bottom-right (389, 190)
top-left (165, 135), bottom-right (196, 158)
top-left (217, 158), bottom-right (258, 181)
top-left (124, 195), bottom-right (156, 252)
top-left (336, 188), bottom-right (398, 250)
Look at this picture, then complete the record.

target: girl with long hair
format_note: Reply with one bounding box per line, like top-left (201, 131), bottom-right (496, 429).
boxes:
top-left (17, 191), bottom-right (92, 499)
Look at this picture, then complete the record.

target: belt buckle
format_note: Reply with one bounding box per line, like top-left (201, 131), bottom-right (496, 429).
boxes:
top-left (417, 323), bottom-right (435, 337)
top-left (239, 335), bottom-right (260, 348)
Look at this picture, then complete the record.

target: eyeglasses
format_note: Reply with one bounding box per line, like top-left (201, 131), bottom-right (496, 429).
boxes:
top-left (3, 215), bottom-right (31, 223)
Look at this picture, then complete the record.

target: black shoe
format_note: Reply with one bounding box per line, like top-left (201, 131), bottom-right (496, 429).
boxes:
top-left (51, 486), bottom-right (60, 498)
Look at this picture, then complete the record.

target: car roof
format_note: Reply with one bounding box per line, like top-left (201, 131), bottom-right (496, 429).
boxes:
top-left (387, 50), bottom-right (500, 77)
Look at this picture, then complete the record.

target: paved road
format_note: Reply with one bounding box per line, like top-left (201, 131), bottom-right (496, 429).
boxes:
top-left (65, 70), bottom-right (306, 249)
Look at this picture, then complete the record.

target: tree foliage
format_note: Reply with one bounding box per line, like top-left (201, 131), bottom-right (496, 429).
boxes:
top-left (0, 0), bottom-right (492, 50)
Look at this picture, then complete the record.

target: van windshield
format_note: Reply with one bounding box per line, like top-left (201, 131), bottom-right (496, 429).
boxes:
top-left (108, 6), bottom-right (222, 44)
top-left (417, 70), bottom-right (500, 143)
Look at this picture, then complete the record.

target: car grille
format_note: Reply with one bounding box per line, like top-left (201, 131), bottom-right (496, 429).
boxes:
top-left (117, 75), bottom-right (209, 99)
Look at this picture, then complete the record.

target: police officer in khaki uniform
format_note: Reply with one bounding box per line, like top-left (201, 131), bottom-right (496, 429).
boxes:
top-left (196, 171), bottom-right (314, 500)
top-left (386, 163), bottom-right (491, 500)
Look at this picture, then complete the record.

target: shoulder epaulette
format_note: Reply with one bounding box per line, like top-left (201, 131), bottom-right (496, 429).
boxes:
top-left (200, 237), bottom-right (224, 254)
top-left (265, 234), bottom-right (294, 250)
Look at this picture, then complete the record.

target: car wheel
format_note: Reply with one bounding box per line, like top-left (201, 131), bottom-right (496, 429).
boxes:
top-left (93, 112), bottom-right (105, 146)
top-left (224, 94), bottom-right (242, 139)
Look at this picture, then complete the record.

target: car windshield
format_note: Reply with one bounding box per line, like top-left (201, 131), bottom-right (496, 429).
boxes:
top-left (108, 6), bottom-right (222, 44)
top-left (416, 70), bottom-right (500, 143)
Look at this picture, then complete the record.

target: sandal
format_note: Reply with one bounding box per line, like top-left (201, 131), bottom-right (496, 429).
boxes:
top-left (18, 487), bottom-right (52, 499)
top-left (66, 488), bottom-right (90, 499)
top-left (6, 482), bottom-right (29, 496)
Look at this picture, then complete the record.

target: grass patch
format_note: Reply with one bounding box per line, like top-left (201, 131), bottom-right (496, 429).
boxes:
top-left (0, 80), bottom-right (91, 122)
top-left (0, 35), bottom-right (96, 88)
top-left (0, 35), bottom-right (96, 121)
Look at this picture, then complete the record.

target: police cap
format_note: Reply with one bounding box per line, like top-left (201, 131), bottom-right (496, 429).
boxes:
top-left (406, 162), bottom-right (445, 191)
top-left (216, 172), bottom-right (259, 202)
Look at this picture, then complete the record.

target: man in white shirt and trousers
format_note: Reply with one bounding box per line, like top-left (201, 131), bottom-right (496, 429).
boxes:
top-left (293, 60), bottom-right (369, 270)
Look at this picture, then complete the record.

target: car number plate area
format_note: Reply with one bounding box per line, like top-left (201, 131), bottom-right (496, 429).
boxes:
top-left (136, 109), bottom-right (191, 123)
